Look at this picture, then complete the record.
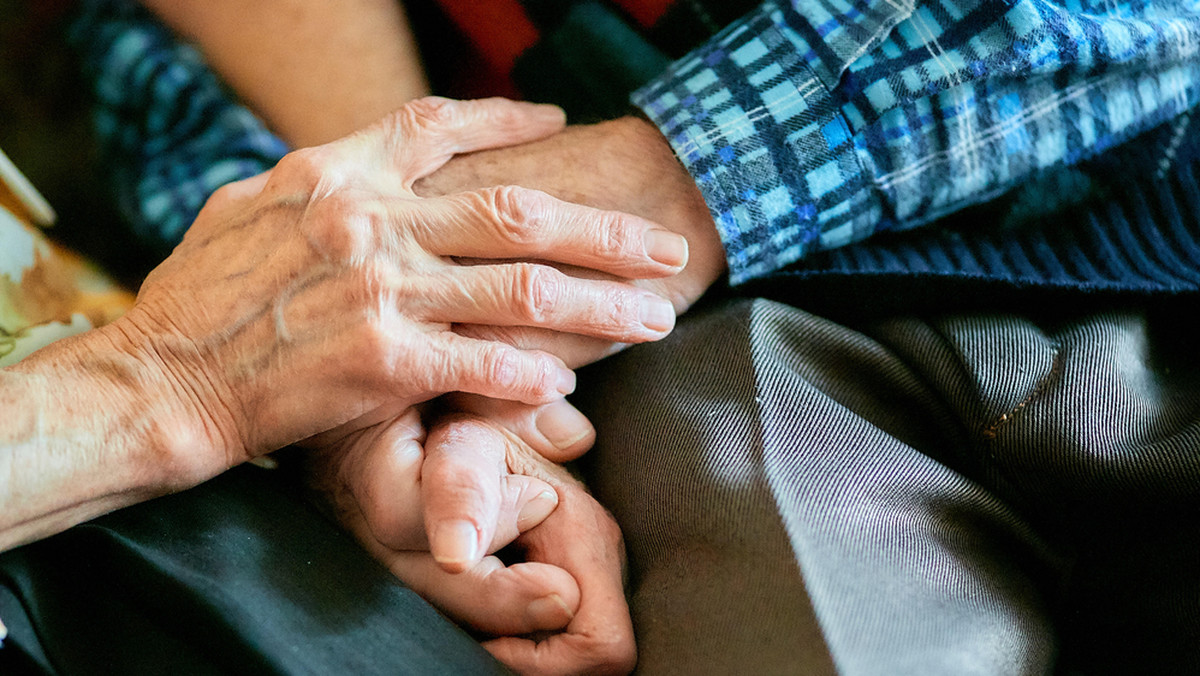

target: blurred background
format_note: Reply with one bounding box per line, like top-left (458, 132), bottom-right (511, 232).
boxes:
top-left (1, 0), bottom-right (161, 288)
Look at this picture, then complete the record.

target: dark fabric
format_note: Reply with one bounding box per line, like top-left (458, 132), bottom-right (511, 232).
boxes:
top-left (508, 0), bottom-right (757, 120)
top-left (513, 1), bottom-right (672, 121)
top-left (0, 464), bottom-right (509, 676)
top-left (578, 298), bottom-right (1200, 675)
top-left (744, 114), bottom-right (1200, 314)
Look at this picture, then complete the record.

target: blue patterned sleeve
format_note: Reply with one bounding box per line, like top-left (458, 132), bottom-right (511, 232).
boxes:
top-left (67, 0), bottom-right (288, 256)
top-left (634, 0), bottom-right (1200, 284)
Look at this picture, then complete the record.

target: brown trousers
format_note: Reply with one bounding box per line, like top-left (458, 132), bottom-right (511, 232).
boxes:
top-left (578, 299), bottom-right (1200, 675)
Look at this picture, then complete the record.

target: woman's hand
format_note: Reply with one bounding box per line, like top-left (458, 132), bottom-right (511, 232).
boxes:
top-left (417, 114), bottom-right (723, 369)
top-left (307, 404), bottom-right (635, 676)
top-left (110, 97), bottom-right (687, 483)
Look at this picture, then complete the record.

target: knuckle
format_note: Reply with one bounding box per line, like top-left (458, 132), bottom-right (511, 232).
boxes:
top-left (207, 181), bottom-right (240, 209)
top-left (479, 344), bottom-right (524, 392)
top-left (398, 96), bottom-right (458, 132)
top-left (269, 147), bottom-right (327, 193)
top-left (596, 286), bottom-right (636, 332)
top-left (513, 264), bottom-right (561, 324)
top-left (598, 211), bottom-right (637, 258)
top-left (304, 196), bottom-right (384, 261)
top-left (482, 185), bottom-right (548, 246)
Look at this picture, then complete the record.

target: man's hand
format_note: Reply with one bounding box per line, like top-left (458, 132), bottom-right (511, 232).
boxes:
top-left (308, 406), bottom-right (635, 676)
top-left (306, 406), bottom-right (580, 637)
top-left (416, 115), bottom-right (726, 368)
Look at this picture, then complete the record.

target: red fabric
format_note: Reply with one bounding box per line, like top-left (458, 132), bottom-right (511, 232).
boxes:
top-left (609, 0), bottom-right (674, 27)
top-left (434, 0), bottom-right (539, 76)
top-left (431, 0), bottom-right (670, 97)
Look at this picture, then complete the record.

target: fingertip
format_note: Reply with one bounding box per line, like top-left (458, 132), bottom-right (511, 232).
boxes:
top-left (555, 366), bottom-right (577, 397)
top-left (534, 399), bottom-right (595, 460)
top-left (431, 519), bottom-right (481, 573)
top-left (518, 100), bottom-right (567, 129)
top-left (643, 228), bottom-right (689, 269)
top-left (515, 487), bottom-right (559, 532)
top-left (638, 293), bottom-right (677, 335)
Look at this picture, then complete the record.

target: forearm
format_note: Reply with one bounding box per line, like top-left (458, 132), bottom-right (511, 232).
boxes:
top-left (141, 0), bottom-right (429, 147)
top-left (0, 323), bottom-right (213, 552)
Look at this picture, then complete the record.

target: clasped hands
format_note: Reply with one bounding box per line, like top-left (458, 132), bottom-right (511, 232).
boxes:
top-left (108, 96), bottom-right (721, 674)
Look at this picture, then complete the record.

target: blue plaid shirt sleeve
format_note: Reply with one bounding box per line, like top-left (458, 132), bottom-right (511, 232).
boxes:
top-left (67, 0), bottom-right (287, 256)
top-left (633, 0), bottom-right (1200, 284)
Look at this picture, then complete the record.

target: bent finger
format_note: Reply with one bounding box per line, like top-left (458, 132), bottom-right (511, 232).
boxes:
top-left (347, 417), bottom-right (427, 551)
top-left (422, 419), bottom-right (507, 572)
top-left (417, 335), bottom-right (576, 405)
top-left (484, 484), bottom-right (635, 676)
top-left (493, 474), bottom-right (560, 550)
top-left (380, 97), bottom-right (567, 181)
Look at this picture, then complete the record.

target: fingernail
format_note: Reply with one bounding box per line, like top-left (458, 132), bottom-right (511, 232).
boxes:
top-left (526, 593), bottom-right (574, 629)
top-left (535, 400), bottom-right (592, 450)
top-left (432, 520), bottom-right (480, 567)
top-left (644, 229), bottom-right (688, 267)
top-left (523, 101), bottom-right (567, 123)
top-left (640, 295), bottom-right (676, 333)
top-left (555, 367), bottom-right (576, 395)
top-left (516, 489), bottom-right (559, 531)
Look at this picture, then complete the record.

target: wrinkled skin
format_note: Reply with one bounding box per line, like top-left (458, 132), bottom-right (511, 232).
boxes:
top-left (312, 114), bottom-right (728, 675)
top-left (117, 98), bottom-right (688, 483)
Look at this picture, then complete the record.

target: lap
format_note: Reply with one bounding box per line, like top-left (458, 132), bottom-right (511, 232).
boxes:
top-left (578, 299), bottom-right (1200, 675)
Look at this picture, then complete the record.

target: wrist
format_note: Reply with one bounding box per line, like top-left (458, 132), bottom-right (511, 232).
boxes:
top-left (0, 321), bottom-right (232, 550)
top-left (96, 312), bottom-right (244, 485)
top-left (19, 316), bottom-right (232, 492)
top-left (610, 116), bottom-right (727, 310)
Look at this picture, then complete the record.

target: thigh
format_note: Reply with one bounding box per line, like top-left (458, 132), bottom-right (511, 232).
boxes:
top-left (577, 299), bottom-right (1056, 676)
top-left (870, 310), bottom-right (1200, 675)
top-left (0, 464), bottom-right (506, 676)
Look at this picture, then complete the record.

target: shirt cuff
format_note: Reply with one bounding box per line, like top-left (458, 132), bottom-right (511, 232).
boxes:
top-left (632, 2), bottom-right (883, 285)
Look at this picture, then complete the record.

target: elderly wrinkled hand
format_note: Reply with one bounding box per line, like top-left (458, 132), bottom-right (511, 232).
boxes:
top-left (415, 114), bottom-right (724, 369)
top-left (309, 404), bottom-right (635, 676)
top-left (309, 111), bottom-right (731, 675)
top-left (0, 97), bottom-right (685, 552)
top-left (117, 97), bottom-right (687, 479)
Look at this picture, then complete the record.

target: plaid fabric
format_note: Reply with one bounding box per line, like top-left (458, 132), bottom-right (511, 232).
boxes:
top-left (67, 0), bottom-right (286, 256)
top-left (635, 0), bottom-right (1200, 283)
top-left (68, 0), bottom-right (1200, 293)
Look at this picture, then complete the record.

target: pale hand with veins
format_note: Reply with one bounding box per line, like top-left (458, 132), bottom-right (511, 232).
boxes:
top-left (417, 115), bottom-right (727, 368)
top-left (0, 97), bottom-right (687, 555)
